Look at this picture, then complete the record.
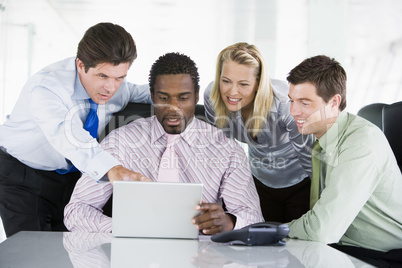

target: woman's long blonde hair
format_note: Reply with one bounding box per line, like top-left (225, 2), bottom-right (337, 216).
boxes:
top-left (210, 42), bottom-right (274, 138)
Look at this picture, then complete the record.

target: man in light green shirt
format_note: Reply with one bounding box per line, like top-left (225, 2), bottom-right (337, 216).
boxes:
top-left (286, 55), bottom-right (402, 254)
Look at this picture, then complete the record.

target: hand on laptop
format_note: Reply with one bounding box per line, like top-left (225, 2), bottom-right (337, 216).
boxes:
top-left (107, 165), bottom-right (151, 185)
top-left (192, 202), bottom-right (236, 235)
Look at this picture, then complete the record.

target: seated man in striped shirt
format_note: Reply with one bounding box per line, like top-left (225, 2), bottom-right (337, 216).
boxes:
top-left (64, 52), bottom-right (264, 234)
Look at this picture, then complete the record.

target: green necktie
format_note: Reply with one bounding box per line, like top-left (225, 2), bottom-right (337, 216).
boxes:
top-left (310, 139), bottom-right (322, 209)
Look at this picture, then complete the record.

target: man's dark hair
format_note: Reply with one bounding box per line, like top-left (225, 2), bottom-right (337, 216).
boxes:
top-left (287, 55), bottom-right (347, 111)
top-left (148, 52), bottom-right (200, 94)
top-left (76, 22), bottom-right (137, 72)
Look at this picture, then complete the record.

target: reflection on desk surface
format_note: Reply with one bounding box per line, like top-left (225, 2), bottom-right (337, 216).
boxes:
top-left (0, 231), bottom-right (374, 268)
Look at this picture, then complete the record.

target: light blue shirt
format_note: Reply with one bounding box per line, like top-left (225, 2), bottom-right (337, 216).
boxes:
top-left (0, 57), bottom-right (151, 181)
top-left (204, 79), bottom-right (313, 188)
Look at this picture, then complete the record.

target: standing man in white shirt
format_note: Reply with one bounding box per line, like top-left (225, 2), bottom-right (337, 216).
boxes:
top-left (0, 22), bottom-right (151, 237)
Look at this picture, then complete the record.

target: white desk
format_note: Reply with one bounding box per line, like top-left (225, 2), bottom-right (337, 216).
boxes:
top-left (0, 231), bottom-right (374, 267)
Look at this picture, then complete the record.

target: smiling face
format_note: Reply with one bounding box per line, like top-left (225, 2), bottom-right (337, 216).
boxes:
top-left (151, 74), bottom-right (199, 134)
top-left (219, 60), bottom-right (258, 113)
top-left (289, 82), bottom-right (340, 139)
top-left (77, 59), bottom-right (130, 104)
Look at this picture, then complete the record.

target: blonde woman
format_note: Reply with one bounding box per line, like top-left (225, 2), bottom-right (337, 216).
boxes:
top-left (204, 42), bottom-right (313, 223)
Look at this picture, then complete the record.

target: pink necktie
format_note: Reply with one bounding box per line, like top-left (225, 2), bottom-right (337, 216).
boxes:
top-left (158, 134), bottom-right (180, 182)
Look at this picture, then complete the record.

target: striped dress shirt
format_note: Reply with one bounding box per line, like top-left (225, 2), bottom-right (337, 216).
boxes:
top-left (64, 116), bottom-right (264, 232)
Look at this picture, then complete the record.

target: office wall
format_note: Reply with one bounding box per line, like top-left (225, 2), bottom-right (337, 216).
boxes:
top-left (1, 0), bottom-right (402, 123)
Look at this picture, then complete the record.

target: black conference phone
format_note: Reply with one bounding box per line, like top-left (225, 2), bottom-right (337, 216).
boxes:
top-left (211, 222), bottom-right (289, 246)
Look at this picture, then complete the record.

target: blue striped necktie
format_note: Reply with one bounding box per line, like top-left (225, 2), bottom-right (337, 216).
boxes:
top-left (56, 99), bottom-right (99, 174)
top-left (84, 99), bottom-right (99, 139)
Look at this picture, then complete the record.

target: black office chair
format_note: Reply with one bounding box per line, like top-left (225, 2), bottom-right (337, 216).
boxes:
top-left (382, 101), bottom-right (402, 171)
top-left (358, 101), bottom-right (402, 172)
top-left (100, 103), bottom-right (207, 141)
top-left (357, 103), bottom-right (388, 129)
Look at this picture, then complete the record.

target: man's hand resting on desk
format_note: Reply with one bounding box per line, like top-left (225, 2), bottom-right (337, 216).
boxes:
top-left (107, 165), bottom-right (150, 184)
top-left (192, 203), bottom-right (236, 235)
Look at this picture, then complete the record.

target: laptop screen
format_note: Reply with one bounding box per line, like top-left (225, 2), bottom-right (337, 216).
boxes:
top-left (112, 181), bottom-right (203, 239)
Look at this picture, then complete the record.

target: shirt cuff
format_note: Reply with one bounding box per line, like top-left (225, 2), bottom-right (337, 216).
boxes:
top-left (83, 150), bottom-right (121, 182)
top-left (226, 212), bottom-right (247, 230)
top-left (99, 218), bottom-right (113, 233)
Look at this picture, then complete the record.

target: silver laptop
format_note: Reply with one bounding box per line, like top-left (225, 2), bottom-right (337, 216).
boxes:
top-left (112, 181), bottom-right (203, 239)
